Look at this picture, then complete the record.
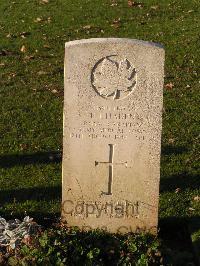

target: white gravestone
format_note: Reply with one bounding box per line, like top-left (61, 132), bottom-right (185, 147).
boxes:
top-left (62, 38), bottom-right (165, 234)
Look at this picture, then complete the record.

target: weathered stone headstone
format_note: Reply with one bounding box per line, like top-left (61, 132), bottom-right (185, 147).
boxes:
top-left (62, 38), bottom-right (164, 233)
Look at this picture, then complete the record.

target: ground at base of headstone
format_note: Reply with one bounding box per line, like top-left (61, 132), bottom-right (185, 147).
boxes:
top-left (0, 217), bottom-right (197, 266)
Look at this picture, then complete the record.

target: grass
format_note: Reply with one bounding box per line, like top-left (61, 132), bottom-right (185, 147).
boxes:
top-left (0, 0), bottom-right (199, 247)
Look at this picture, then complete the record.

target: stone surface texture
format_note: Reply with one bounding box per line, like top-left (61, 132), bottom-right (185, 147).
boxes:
top-left (62, 38), bottom-right (165, 233)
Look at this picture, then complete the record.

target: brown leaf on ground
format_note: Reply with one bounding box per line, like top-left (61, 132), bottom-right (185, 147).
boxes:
top-left (111, 3), bottom-right (118, 6)
top-left (175, 188), bottom-right (181, 193)
top-left (37, 71), bottom-right (48, 75)
top-left (188, 207), bottom-right (195, 211)
top-left (111, 18), bottom-right (121, 28)
top-left (44, 85), bottom-right (63, 97)
top-left (43, 44), bottom-right (51, 49)
top-left (194, 196), bottom-right (200, 201)
top-left (51, 89), bottom-right (58, 94)
top-left (165, 82), bottom-right (174, 90)
top-left (110, 0), bottom-right (118, 6)
top-left (34, 17), bottom-right (42, 22)
top-left (20, 32), bottom-right (31, 38)
top-left (128, 1), bottom-right (144, 8)
top-left (82, 25), bottom-right (92, 29)
top-left (128, 0), bottom-right (134, 6)
top-left (20, 144), bottom-right (28, 151)
top-left (24, 55), bottom-right (35, 60)
top-left (168, 138), bottom-right (175, 144)
top-left (20, 45), bottom-right (26, 53)
top-left (9, 72), bottom-right (16, 77)
top-left (151, 5), bottom-right (159, 10)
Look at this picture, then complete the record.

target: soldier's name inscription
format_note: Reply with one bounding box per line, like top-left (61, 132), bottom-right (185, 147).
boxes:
top-left (70, 105), bottom-right (146, 140)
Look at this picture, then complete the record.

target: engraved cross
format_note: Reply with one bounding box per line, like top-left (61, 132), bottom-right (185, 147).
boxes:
top-left (95, 144), bottom-right (127, 195)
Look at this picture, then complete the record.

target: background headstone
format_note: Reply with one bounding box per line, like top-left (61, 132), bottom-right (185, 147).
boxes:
top-left (62, 38), bottom-right (165, 233)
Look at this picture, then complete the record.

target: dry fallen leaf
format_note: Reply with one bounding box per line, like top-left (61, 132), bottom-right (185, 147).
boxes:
top-left (128, 0), bottom-right (134, 6)
top-left (110, 0), bottom-right (118, 6)
top-left (9, 72), bottom-right (16, 77)
top-left (20, 32), bottom-right (31, 38)
top-left (168, 138), bottom-right (175, 144)
top-left (52, 89), bottom-right (58, 94)
top-left (165, 82), bottom-right (174, 90)
top-left (111, 3), bottom-right (118, 6)
top-left (111, 18), bottom-right (121, 28)
top-left (83, 25), bottom-right (92, 30)
top-left (128, 1), bottom-right (143, 8)
top-left (24, 55), bottom-right (35, 60)
top-left (151, 5), bottom-right (159, 10)
top-left (20, 45), bottom-right (26, 53)
top-left (20, 143), bottom-right (28, 151)
top-left (43, 44), bottom-right (50, 48)
top-left (37, 71), bottom-right (47, 75)
top-left (34, 17), bottom-right (42, 22)
top-left (188, 207), bottom-right (195, 211)
top-left (175, 188), bottom-right (181, 193)
top-left (194, 196), bottom-right (200, 201)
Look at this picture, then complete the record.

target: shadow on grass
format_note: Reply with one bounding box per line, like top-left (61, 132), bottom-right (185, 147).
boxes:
top-left (160, 144), bottom-right (199, 193)
top-left (159, 216), bottom-right (200, 265)
top-left (0, 144), bottom-right (188, 168)
top-left (188, 216), bottom-right (200, 265)
top-left (0, 185), bottom-right (61, 204)
top-left (0, 151), bottom-right (62, 221)
top-left (159, 217), bottom-right (193, 253)
top-left (0, 151), bottom-right (62, 168)
top-left (0, 185), bottom-right (61, 224)
top-left (160, 173), bottom-right (200, 192)
top-left (161, 144), bottom-right (189, 156)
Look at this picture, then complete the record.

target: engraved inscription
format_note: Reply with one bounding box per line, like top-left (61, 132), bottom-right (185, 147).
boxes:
top-left (91, 55), bottom-right (137, 100)
top-left (95, 144), bottom-right (128, 195)
top-left (69, 105), bottom-right (146, 141)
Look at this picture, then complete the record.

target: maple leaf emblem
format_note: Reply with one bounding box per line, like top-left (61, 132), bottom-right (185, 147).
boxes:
top-left (91, 55), bottom-right (137, 100)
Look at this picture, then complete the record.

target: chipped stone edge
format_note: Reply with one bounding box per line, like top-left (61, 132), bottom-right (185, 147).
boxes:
top-left (65, 38), bottom-right (164, 50)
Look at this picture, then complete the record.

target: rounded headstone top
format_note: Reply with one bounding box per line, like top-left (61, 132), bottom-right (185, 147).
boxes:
top-left (65, 38), bottom-right (164, 50)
